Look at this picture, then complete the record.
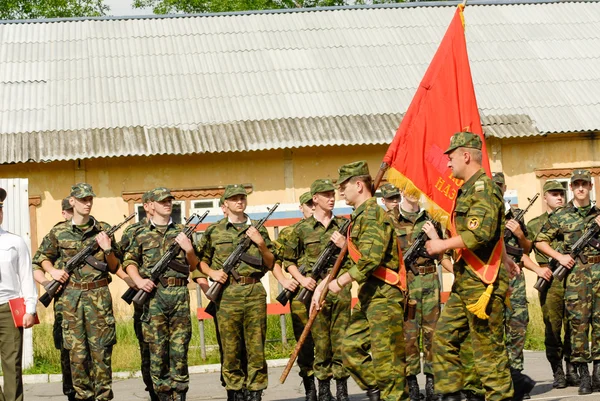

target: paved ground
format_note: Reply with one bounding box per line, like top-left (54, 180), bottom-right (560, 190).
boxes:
top-left (22, 351), bottom-right (599, 400)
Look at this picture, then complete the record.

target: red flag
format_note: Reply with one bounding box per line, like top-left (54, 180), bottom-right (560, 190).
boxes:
top-left (383, 4), bottom-right (490, 227)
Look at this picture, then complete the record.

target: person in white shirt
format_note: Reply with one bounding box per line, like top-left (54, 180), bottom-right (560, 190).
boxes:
top-left (0, 187), bottom-right (37, 401)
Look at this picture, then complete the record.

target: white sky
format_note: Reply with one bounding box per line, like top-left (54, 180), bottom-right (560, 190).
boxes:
top-left (103, 0), bottom-right (154, 16)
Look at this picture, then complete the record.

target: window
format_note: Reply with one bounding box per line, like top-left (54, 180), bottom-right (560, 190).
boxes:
top-left (189, 198), bottom-right (222, 218)
top-left (134, 200), bottom-right (186, 224)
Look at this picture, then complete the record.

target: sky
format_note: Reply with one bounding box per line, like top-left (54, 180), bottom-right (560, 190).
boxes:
top-left (103, 0), bottom-right (154, 16)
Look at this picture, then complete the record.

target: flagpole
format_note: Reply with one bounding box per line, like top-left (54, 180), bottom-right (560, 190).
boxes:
top-left (373, 162), bottom-right (389, 192)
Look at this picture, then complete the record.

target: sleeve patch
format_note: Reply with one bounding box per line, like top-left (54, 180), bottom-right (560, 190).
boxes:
top-left (468, 217), bottom-right (480, 230)
top-left (474, 181), bottom-right (485, 192)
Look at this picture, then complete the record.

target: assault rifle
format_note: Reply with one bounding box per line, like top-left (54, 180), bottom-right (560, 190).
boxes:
top-left (205, 203), bottom-right (280, 302)
top-left (504, 193), bottom-right (539, 260)
top-left (130, 211), bottom-right (209, 306)
top-left (39, 213), bottom-right (136, 308)
top-left (278, 219), bottom-right (350, 306)
top-left (403, 219), bottom-right (441, 276)
top-left (534, 222), bottom-right (600, 292)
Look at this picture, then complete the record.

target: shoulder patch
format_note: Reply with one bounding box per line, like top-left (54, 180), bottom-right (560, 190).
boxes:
top-left (468, 217), bottom-right (480, 230)
top-left (474, 181), bottom-right (485, 192)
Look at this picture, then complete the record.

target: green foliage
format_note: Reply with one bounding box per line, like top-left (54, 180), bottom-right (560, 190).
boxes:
top-left (0, 0), bottom-right (109, 20)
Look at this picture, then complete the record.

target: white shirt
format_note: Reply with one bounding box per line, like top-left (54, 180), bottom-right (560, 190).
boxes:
top-left (0, 227), bottom-right (37, 314)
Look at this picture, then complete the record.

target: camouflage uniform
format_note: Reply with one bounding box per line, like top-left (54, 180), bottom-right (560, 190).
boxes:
top-left (336, 161), bottom-right (407, 401)
top-left (123, 189), bottom-right (192, 399)
top-left (33, 185), bottom-right (119, 401)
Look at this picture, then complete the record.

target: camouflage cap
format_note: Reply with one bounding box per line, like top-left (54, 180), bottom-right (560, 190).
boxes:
top-left (223, 184), bottom-right (247, 199)
top-left (571, 169), bottom-right (592, 184)
top-left (70, 183), bottom-right (96, 199)
top-left (297, 192), bottom-right (311, 205)
top-left (149, 187), bottom-right (175, 202)
top-left (141, 191), bottom-right (152, 204)
top-left (310, 179), bottom-right (335, 196)
top-left (61, 197), bottom-right (73, 211)
top-left (380, 183), bottom-right (400, 199)
top-left (492, 172), bottom-right (505, 185)
top-left (337, 161), bottom-right (370, 185)
top-left (444, 131), bottom-right (483, 154)
top-left (0, 188), bottom-right (6, 207)
top-left (543, 180), bottom-right (565, 193)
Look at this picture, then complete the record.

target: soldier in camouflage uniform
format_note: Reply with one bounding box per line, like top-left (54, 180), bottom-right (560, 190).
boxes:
top-left (285, 180), bottom-right (351, 401)
top-left (198, 184), bottom-right (275, 401)
top-left (124, 187), bottom-right (200, 401)
top-left (380, 183), bottom-right (449, 401)
top-left (272, 192), bottom-right (317, 401)
top-left (536, 169), bottom-right (600, 395)
top-left (32, 197), bottom-right (76, 401)
top-left (426, 133), bottom-right (529, 401)
top-left (33, 183), bottom-right (121, 401)
top-left (525, 180), bottom-right (580, 388)
top-left (315, 161), bottom-right (407, 401)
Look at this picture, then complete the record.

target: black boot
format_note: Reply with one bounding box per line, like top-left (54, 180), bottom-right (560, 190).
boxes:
top-left (335, 378), bottom-right (349, 401)
top-left (441, 392), bottom-right (461, 401)
top-left (173, 393), bottom-right (187, 401)
top-left (233, 390), bottom-right (246, 401)
top-left (578, 363), bottom-right (592, 395)
top-left (407, 375), bottom-right (420, 401)
top-left (425, 374), bottom-right (435, 401)
top-left (592, 361), bottom-right (600, 391)
top-left (464, 390), bottom-right (484, 401)
top-left (157, 393), bottom-right (172, 401)
top-left (551, 361), bottom-right (567, 389)
top-left (318, 379), bottom-right (333, 401)
top-left (247, 390), bottom-right (262, 401)
top-left (566, 360), bottom-right (581, 386)
top-left (511, 368), bottom-right (536, 401)
top-left (303, 376), bottom-right (317, 401)
top-left (366, 388), bottom-right (380, 401)
top-left (227, 390), bottom-right (236, 401)
top-left (67, 395), bottom-right (77, 401)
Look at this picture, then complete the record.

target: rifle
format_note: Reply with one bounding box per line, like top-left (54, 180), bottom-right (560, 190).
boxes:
top-left (39, 213), bottom-right (136, 308)
top-left (275, 264), bottom-right (307, 306)
top-left (403, 219), bottom-right (440, 276)
top-left (131, 211), bottom-right (209, 306)
top-left (281, 219), bottom-right (351, 305)
top-left (534, 222), bottom-right (600, 292)
top-left (504, 193), bottom-right (539, 259)
top-left (205, 203), bottom-right (280, 302)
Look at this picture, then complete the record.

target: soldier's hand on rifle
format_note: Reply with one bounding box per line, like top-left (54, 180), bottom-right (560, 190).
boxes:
top-left (556, 254), bottom-right (575, 269)
top-left (246, 226), bottom-right (265, 247)
top-left (506, 219), bottom-right (524, 239)
top-left (536, 266), bottom-right (552, 281)
top-left (209, 269), bottom-right (228, 284)
top-left (175, 232), bottom-right (193, 253)
top-left (49, 268), bottom-right (69, 283)
top-left (299, 276), bottom-right (317, 291)
top-left (96, 232), bottom-right (112, 251)
top-left (280, 278), bottom-right (299, 292)
top-left (123, 276), bottom-right (138, 290)
top-left (422, 221), bottom-right (440, 240)
top-left (330, 232), bottom-right (346, 249)
top-left (135, 278), bottom-right (156, 293)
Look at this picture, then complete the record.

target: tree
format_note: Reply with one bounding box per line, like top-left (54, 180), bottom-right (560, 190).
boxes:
top-left (133, 0), bottom-right (354, 14)
top-left (0, 0), bottom-right (109, 20)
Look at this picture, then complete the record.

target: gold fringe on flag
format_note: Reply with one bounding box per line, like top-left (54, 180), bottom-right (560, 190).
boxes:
top-left (466, 284), bottom-right (494, 320)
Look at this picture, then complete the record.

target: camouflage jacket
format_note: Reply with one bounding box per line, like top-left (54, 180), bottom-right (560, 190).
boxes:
top-left (273, 224), bottom-right (298, 269)
top-left (32, 217), bottom-right (119, 283)
top-left (283, 215), bottom-right (348, 276)
top-left (347, 197), bottom-right (399, 285)
top-left (387, 207), bottom-right (442, 267)
top-left (123, 220), bottom-right (189, 279)
top-left (536, 200), bottom-right (600, 256)
top-left (527, 212), bottom-right (553, 265)
top-left (119, 218), bottom-right (148, 256)
top-left (200, 216), bottom-right (273, 277)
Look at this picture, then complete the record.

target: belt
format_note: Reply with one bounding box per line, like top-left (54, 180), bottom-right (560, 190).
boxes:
top-left (231, 276), bottom-right (260, 286)
top-left (159, 277), bottom-right (188, 287)
top-left (417, 265), bottom-right (437, 275)
top-left (69, 278), bottom-right (109, 291)
top-left (587, 255), bottom-right (600, 264)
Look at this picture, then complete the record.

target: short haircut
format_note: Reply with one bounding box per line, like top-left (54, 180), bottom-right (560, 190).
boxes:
top-left (349, 175), bottom-right (373, 195)
top-left (459, 147), bottom-right (483, 164)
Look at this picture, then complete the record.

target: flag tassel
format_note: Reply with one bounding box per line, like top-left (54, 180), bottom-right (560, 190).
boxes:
top-left (466, 284), bottom-right (494, 320)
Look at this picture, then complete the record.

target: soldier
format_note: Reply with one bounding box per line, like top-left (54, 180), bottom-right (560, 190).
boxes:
top-left (425, 132), bottom-right (533, 401)
top-left (33, 197), bottom-right (76, 401)
top-left (381, 183), bottom-right (450, 401)
top-left (535, 169), bottom-right (600, 395)
top-left (124, 187), bottom-right (199, 401)
top-left (379, 183), bottom-right (401, 211)
top-left (285, 180), bottom-right (351, 401)
top-left (33, 183), bottom-right (120, 401)
top-left (526, 181), bottom-right (579, 388)
top-left (199, 184), bottom-right (275, 401)
top-left (272, 192), bottom-right (317, 401)
top-left (314, 161), bottom-right (408, 401)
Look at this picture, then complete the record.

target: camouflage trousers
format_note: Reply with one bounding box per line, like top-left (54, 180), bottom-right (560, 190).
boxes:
top-left (505, 271), bottom-right (529, 371)
top-left (564, 262), bottom-right (600, 363)
top-left (404, 271), bottom-right (440, 376)
top-left (216, 282), bottom-right (268, 391)
top-left (62, 286), bottom-right (116, 401)
top-left (133, 303), bottom-right (155, 397)
top-left (538, 271), bottom-right (571, 365)
top-left (342, 279), bottom-right (407, 401)
top-left (433, 277), bottom-right (513, 400)
top-left (142, 285), bottom-right (191, 395)
top-left (52, 302), bottom-right (75, 399)
top-left (290, 298), bottom-right (314, 378)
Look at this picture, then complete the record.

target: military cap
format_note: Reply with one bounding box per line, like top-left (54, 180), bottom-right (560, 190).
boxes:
top-left (337, 161), bottom-right (370, 185)
top-left (141, 191), bottom-right (152, 204)
top-left (70, 183), bottom-right (96, 199)
top-left (444, 131), bottom-right (483, 154)
top-left (543, 180), bottom-right (565, 193)
top-left (380, 183), bottom-right (400, 199)
top-left (61, 197), bottom-right (73, 211)
top-left (492, 172), bottom-right (505, 186)
top-left (223, 184), bottom-right (247, 199)
top-left (149, 187), bottom-right (175, 202)
top-left (311, 179), bottom-right (335, 196)
top-left (571, 169), bottom-right (592, 184)
top-left (299, 192), bottom-right (313, 205)
top-left (0, 188), bottom-right (6, 208)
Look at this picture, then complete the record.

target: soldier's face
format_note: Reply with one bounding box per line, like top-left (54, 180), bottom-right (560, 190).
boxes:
top-left (313, 191), bottom-right (335, 212)
top-left (544, 190), bottom-right (565, 209)
top-left (72, 196), bottom-right (93, 216)
top-left (382, 195), bottom-right (400, 211)
top-left (300, 202), bottom-right (315, 218)
top-left (339, 181), bottom-right (358, 206)
top-left (570, 180), bottom-right (592, 202)
top-left (225, 195), bottom-right (247, 213)
top-left (447, 149), bottom-right (467, 179)
top-left (152, 198), bottom-right (173, 218)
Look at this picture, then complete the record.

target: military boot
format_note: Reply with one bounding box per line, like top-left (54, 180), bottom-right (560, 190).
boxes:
top-left (592, 361), bottom-right (600, 391)
top-left (303, 376), bottom-right (317, 401)
top-left (464, 390), bottom-right (484, 401)
top-left (551, 362), bottom-right (567, 389)
top-left (578, 363), bottom-right (592, 395)
top-left (335, 378), bottom-right (349, 401)
top-left (366, 388), bottom-right (380, 401)
top-left (511, 368), bottom-right (536, 401)
top-left (425, 374), bottom-right (435, 401)
top-left (149, 392), bottom-right (161, 401)
top-left (173, 393), bottom-right (187, 401)
top-left (156, 393), bottom-right (172, 401)
top-left (247, 390), bottom-right (262, 401)
top-left (565, 360), bottom-right (581, 386)
top-left (407, 375), bottom-right (420, 401)
top-left (233, 390), bottom-right (246, 401)
top-left (318, 379), bottom-right (333, 401)
top-left (67, 395), bottom-right (77, 401)
top-left (227, 390), bottom-right (236, 401)
top-left (440, 392), bottom-right (461, 401)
